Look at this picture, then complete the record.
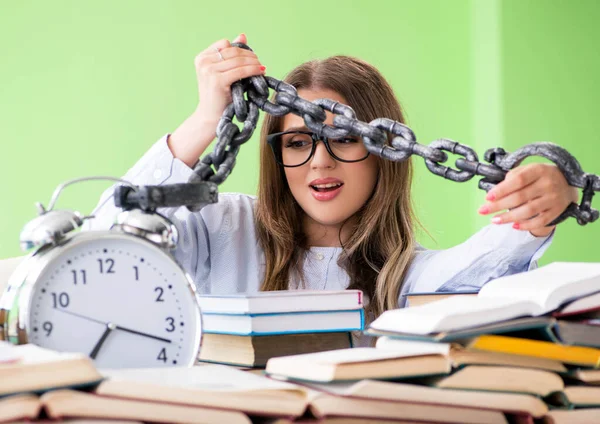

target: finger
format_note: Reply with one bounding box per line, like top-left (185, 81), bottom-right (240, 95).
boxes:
top-left (232, 33), bottom-right (247, 44)
top-left (514, 210), bottom-right (555, 231)
top-left (220, 64), bottom-right (266, 85)
top-left (486, 164), bottom-right (539, 201)
top-left (213, 56), bottom-right (262, 73)
top-left (219, 46), bottom-right (257, 60)
top-left (479, 179), bottom-right (545, 215)
top-left (490, 196), bottom-right (550, 225)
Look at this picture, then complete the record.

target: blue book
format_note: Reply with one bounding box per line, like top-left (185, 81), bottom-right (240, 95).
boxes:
top-left (202, 309), bottom-right (364, 336)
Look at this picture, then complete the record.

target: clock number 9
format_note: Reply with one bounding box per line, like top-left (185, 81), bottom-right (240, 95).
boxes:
top-left (43, 321), bottom-right (53, 336)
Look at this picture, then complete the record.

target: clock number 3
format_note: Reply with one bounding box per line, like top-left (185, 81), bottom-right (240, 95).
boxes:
top-left (165, 317), bottom-right (175, 332)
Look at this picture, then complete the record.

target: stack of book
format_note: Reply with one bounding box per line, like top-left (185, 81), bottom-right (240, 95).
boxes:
top-left (196, 290), bottom-right (364, 367)
top-left (0, 341), bottom-right (313, 423)
top-left (264, 261), bottom-right (600, 423)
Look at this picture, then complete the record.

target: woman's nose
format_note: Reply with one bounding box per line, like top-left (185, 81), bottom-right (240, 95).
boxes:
top-left (310, 140), bottom-right (336, 169)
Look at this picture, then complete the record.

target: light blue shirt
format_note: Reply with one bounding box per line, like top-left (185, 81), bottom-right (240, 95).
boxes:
top-left (90, 135), bottom-right (554, 324)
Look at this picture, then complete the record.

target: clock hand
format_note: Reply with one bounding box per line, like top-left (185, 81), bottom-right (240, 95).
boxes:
top-left (53, 308), bottom-right (172, 344)
top-left (114, 325), bottom-right (172, 343)
top-left (89, 322), bottom-right (116, 359)
top-left (53, 307), bottom-right (107, 325)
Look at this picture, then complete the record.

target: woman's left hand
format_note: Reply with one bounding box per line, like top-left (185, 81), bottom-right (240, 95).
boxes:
top-left (478, 163), bottom-right (580, 237)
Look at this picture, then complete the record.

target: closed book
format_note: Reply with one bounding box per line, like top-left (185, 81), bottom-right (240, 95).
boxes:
top-left (375, 337), bottom-right (567, 373)
top-left (98, 365), bottom-right (309, 418)
top-left (41, 389), bottom-right (250, 424)
top-left (0, 342), bottom-right (102, 397)
top-left (549, 320), bottom-right (600, 347)
top-left (370, 262), bottom-right (600, 335)
top-left (403, 290), bottom-right (478, 307)
top-left (202, 309), bottom-right (364, 335)
top-left (265, 347), bottom-right (451, 382)
top-left (432, 365), bottom-right (565, 399)
top-left (199, 332), bottom-right (352, 367)
top-left (468, 334), bottom-right (600, 367)
top-left (198, 290), bottom-right (363, 314)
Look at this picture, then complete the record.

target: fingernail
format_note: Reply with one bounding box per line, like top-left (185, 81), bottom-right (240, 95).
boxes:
top-left (260, 65), bottom-right (266, 71)
top-left (491, 217), bottom-right (502, 224)
top-left (512, 223), bottom-right (520, 230)
top-left (478, 205), bottom-right (490, 215)
top-left (486, 192), bottom-right (496, 201)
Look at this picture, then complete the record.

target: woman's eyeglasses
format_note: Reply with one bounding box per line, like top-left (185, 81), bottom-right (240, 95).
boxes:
top-left (267, 130), bottom-right (370, 167)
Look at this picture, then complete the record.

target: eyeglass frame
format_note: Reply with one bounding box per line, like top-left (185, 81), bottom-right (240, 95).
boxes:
top-left (266, 130), bottom-right (371, 168)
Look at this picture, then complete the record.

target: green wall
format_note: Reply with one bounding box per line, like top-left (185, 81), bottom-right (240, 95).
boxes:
top-left (1, 1), bottom-right (598, 263)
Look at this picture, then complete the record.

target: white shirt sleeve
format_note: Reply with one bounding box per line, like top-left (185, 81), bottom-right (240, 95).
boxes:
top-left (398, 223), bottom-right (554, 307)
top-left (85, 135), bottom-right (265, 296)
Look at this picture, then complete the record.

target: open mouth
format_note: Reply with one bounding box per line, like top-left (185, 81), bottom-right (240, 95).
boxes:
top-left (310, 182), bottom-right (344, 192)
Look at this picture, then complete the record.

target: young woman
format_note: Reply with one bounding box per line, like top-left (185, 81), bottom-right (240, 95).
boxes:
top-left (91, 34), bottom-right (578, 336)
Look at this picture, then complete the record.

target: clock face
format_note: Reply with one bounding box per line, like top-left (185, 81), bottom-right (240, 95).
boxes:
top-left (21, 233), bottom-right (202, 369)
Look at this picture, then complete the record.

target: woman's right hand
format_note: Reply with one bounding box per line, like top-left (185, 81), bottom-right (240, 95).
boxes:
top-left (194, 33), bottom-right (265, 129)
top-left (168, 34), bottom-right (266, 168)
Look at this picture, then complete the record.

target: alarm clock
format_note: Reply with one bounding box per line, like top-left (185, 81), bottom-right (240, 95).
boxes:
top-left (0, 180), bottom-right (203, 369)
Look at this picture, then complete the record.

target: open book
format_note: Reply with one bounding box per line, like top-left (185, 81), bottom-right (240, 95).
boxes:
top-left (369, 262), bottom-right (600, 335)
top-left (98, 364), bottom-right (309, 417)
top-left (0, 342), bottom-right (102, 397)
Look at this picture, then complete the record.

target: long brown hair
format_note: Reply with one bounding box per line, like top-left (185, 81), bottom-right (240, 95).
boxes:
top-left (255, 56), bottom-right (417, 319)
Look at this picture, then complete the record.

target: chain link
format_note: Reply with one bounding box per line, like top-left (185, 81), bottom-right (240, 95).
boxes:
top-left (188, 43), bottom-right (599, 225)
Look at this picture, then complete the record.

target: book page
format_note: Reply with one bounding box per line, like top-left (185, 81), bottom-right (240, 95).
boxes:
top-left (0, 341), bottom-right (20, 364)
top-left (267, 347), bottom-right (443, 365)
top-left (478, 262), bottom-right (600, 312)
top-left (375, 338), bottom-right (451, 355)
top-left (370, 296), bottom-right (536, 334)
top-left (101, 364), bottom-right (303, 393)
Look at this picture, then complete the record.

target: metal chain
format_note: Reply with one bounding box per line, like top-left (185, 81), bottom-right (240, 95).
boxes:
top-left (188, 43), bottom-right (599, 225)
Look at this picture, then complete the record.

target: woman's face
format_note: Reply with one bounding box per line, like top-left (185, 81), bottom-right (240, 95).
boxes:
top-left (280, 88), bottom-right (379, 245)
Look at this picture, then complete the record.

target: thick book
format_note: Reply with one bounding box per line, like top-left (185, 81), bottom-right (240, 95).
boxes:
top-left (432, 365), bottom-right (600, 408)
top-left (468, 334), bottom-right (600, 367)
top-left (308, 392), bottom-right (508, 424)
top-left (403, 290), bottom-right (478, 307)
top-left (375, 337), bottom-right (567, 373)
top-left (265, 347), bottom-right (452, 382)
top-left (40, 389), bottom-right (250, 424)
top-left (0, 342), bottom-right (102, 397)
top-left (198, 290), bottom-right (363, 314)
top-left (306, 379), bottom-right (549, 419)
top-left (202, 309), bottom-right (364, 335)
top-left (370, 262), bottom-right (600, 335)
top-left (198, 332), bottom-right (352, 367)
top-left (98, 365), bottom-right (309, 418)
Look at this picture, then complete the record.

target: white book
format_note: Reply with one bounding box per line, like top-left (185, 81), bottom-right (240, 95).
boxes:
top-left (370, 262), bottom-right (600, 335)
top-left (198, 290), bottom-right (363, 314)
top-left (202, 309), bottom-right (363, 335)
